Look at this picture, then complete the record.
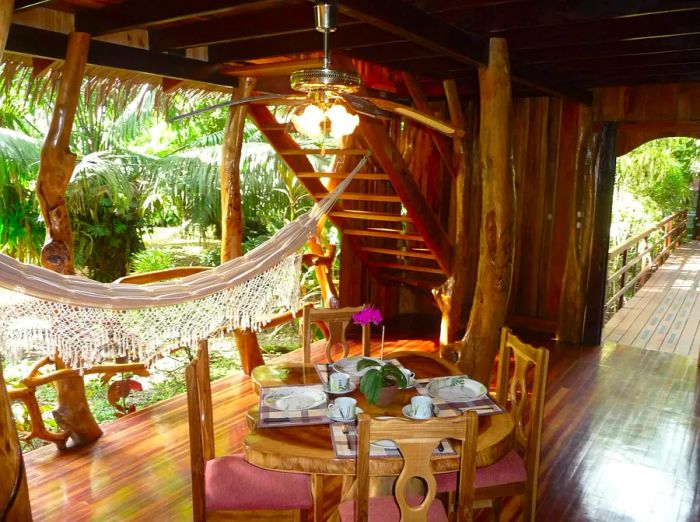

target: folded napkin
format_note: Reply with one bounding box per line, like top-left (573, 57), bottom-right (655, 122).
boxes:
top-left (315, 358), bottom-right (405, 385)
top-left (258, 384), bottom-right (330, 428)
top-left (414, 378), bottom-right (505, 417)
top-left (330, 422), bottom-right (456, 459)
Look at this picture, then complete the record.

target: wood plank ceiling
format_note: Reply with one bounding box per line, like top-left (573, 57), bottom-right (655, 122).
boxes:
top-left (5, 0), bottom-right (700, 100)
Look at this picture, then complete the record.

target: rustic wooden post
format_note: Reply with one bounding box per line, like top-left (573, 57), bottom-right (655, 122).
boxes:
top-left (433, 80), bottom-right (479, 345)
top-left (36, 32), bottom-right (90, 275)
top-left (34, 32), bottom-right (104, 447)
top-left (557, 108), bottom-right (600, 343)
top-left (220, 77), bottom-right (265, 374)
top-left (448, 38), bottom-right (515, 384)
top-left (0, 3), bottom-right (33, 518)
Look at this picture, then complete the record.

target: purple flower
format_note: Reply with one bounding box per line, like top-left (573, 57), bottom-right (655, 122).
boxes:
top-left (352, 305), bottom-right (383, 326)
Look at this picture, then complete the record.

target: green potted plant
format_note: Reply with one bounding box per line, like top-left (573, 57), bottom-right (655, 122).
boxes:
top-left (357, 359), bottom-right (408, 405)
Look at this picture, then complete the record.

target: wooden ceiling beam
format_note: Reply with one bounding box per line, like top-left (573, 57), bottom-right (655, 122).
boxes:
top-left (14, 0), bottom-right (51, 11)
top-left (517, 34), bottom-right (700, 65)
top-left (75, 0), bottom-right (292, 36)
top-left (499, 9), bottom-right (700, 51)
top-left (5, 24), bottom-right (238, 88)
top-left (548, 49), bottom-right (700, 74)
top-left (348, 42), bottom-right (439, 65)
top-left (336, 0), bottom-right (592, 104)
top-left (150, 6), bottom-right (359, 51)
top-left (208, 25), bottom-right (401, 63)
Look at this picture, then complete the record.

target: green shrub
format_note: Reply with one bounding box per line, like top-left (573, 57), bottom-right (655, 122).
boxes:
top-left (130, 248), bottom-right (175, 273)
top-left (199, 246), bottom-right (221, 267)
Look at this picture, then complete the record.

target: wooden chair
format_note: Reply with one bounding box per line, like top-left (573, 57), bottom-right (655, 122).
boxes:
top-left (186, 342), bottom-right (313, 521)
top-left (301, 303), bottom-right (370, 364)
top-left (338, 411), bottom-right (479, 522)
top-left (436, 327), bottom-right (549, 522)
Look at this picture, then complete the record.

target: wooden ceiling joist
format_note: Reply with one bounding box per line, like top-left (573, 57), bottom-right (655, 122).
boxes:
top-left (75, 0), bottom-right (292, 36)
top-left (338, 0), bottom-right (593, 104)
top-left (6, 25), bottom-right (238, 88)
top-left (13, 0), bottom-right (51, 11)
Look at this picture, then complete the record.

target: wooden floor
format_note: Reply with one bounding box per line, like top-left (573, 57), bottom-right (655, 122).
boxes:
top-left (24, 334), bottom-right (700, 521)
top-left (603, 240), bottom-right (700, 358)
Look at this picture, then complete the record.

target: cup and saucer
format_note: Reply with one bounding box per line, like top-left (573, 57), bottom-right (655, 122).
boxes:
top-left (402, 396), bottom-right (434, 420)
top-left (323, 371), bottom-right (356, 395)
top-left (327, 397), bottom-right (363, 422)
top-left (401, 368), bottom-right (417, 389)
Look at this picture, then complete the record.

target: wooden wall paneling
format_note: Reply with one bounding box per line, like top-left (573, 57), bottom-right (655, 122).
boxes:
top-left (595, 84), bottom-right (700, 122)
top-left (582, 122), bottom-right (618, 345)
top-left (538, 97), bottom-right (563, 318)
top-left (546, 100), bottom-right (580, 319)
top-left (509, 99), bottom-right (528, 316)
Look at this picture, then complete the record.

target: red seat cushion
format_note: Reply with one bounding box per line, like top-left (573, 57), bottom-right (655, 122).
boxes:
top-left (338, 496), bottom-right (448, 521)
top-left (435, 450), bottom-right (527, 492)
top-left (205, 455), bottom-right (312, 511)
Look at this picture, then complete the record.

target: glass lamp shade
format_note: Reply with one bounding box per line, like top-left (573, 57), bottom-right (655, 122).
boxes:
top-left (291, 104), bottom-right (325, 137)
top-left (326, 103), bottom-right (359, 138)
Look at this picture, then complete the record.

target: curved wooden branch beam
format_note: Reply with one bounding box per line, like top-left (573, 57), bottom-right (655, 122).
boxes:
top-left (36, 32), bottom-right (90, 275)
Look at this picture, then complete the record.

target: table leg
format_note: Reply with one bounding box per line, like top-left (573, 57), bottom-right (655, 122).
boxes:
top-left (312, 474), bottom-right (324, 522)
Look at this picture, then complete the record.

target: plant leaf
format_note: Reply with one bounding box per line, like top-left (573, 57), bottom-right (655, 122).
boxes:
top-left (359, 368), bottom-right (383, 404)
top-left (357, 358), bottom-right (381, 371)
top-left (381, 364), bottom-right (407, 388)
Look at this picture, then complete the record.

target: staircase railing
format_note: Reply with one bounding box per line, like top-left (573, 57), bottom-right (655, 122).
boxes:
top-left (604, 210), bottom-right (687, 320)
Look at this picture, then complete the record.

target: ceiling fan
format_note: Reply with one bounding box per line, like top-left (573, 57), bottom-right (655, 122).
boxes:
top-left (170, 2), bottom-right (464, 139)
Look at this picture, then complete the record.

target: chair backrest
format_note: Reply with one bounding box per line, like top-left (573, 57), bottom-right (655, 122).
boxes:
top-left (354, 412), bottom-right (478, 522)
top-left (185, 341), bottom-right (215, 521)
top-left (494, 328), bottom-right (549, 495)
top-left (301, 303), bottom-right (370, 364)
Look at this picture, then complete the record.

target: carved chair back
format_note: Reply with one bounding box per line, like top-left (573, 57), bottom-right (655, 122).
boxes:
top-left (494, 327), bottom-right (549, 517)
top-left (301, 304), bottom-right (370, 364)
top-left (354, 411), bottom-right (478, 522)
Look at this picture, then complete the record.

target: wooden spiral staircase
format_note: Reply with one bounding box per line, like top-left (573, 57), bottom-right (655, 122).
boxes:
top-left (247, 104), bottom-right (454, 291)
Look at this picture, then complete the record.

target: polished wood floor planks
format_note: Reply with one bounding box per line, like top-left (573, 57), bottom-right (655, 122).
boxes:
top-left (603, 241), bottom-right (700, 359)
top-left (22, 336), bottom-right (700, 521)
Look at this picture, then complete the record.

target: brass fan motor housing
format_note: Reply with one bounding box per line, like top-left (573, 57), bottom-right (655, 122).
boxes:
top-left (290, 67), bottom-right (361, 94)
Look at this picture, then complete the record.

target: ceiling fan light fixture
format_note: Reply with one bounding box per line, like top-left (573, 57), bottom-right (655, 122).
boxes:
top-left (290, 68), bottom-right (360, 94)
top-left (291, 103), bottom-right (325, 137)
top-left (326, 103), bottom-right (359, 138)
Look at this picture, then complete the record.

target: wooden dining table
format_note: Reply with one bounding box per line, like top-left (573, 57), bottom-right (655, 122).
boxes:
top-left (244, 351), bottom-right (515, 477)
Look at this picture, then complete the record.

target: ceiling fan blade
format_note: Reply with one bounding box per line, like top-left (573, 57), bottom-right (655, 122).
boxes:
top-left (168, 93), bottom-right (292, 122)
top-left (339, 93), bottom-right (392, 119)
top-left (366, 97), bottom-right (466, 138)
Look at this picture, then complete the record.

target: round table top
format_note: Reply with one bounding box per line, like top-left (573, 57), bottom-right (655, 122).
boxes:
top-left (244, 351), bottom-right (515, 476)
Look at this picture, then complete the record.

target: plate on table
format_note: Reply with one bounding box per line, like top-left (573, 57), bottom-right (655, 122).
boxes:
top-left (426, 377), bottom-right (487, 402)
top-left (370, 439), bottom-right (397, 449)
top-left (333, 357), bottom-right (384, 377)
top-left (263, 387), bottom-right (327, 412)
top-left (322, 381), bottom-right (357, 395)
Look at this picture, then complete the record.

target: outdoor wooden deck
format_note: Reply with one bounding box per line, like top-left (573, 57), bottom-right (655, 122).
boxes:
top-left (23, 334), bottom-right (700, 521)
top-left (603, 240), bottom-right (700, 358)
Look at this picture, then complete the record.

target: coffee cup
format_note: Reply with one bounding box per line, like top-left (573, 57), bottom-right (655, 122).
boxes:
top-left (400, 368), bottom-right (416, 386)
top-left (328, 397), bottom-right (357, 420)
top-left (329, 372), bottom-right (350, 392)
top-left (409, 396), bottom-right (433, 419)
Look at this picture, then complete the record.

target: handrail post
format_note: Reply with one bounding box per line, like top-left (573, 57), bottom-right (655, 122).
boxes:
top-left (618, 248), bottom-right (627, 311)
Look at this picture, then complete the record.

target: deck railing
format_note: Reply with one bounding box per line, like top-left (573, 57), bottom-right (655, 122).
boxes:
top-left (604, 210), bottom-right (687, 320)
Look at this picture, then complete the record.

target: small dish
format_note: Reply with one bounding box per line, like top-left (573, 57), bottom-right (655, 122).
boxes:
top-left (333, 357), bottom-right (384, 377)
top-left (322, 381), bottom-right (357, 395)
top-left (401, 404), bottom-right (433, 420)
top-left (426, 377), bottom-right (487, 401)
top-left (327, 406), bottom-right (363, 422)
top-left (370, 439), bottom-right (397, 449)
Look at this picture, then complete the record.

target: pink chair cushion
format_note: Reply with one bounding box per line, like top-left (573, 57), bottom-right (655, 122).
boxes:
top-left (338, 496), bottom-right (448, 522)
top-left (205, 455), bottom-right (312, 511)
top-left (435, 450), bottom-right (527, 492)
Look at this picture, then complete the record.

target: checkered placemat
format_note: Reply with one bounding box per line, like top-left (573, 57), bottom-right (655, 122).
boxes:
top-left (330, 422), bottom-right (456, 459)
top-left (414, 378), bottom-right (505, 417)
top-left (315, 358), bottom-right (405, 385)
top-left (258, 385), bottom-right (331, 428)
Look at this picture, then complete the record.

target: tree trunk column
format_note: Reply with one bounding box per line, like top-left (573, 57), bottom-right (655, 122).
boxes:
top-left (453, 38), bottom-right (515, 384)
top-left (220, 77), bottom-right (265, 374)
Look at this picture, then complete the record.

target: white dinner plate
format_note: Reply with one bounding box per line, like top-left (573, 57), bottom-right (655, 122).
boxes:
top-left (332, 357), bottom-right (383, 377)
top-left (263, 387), bottom-right (327, 412)
top-left (370, 439), bottom-right (397, 449)
top-left (426, 377), bottom-right (487, 401)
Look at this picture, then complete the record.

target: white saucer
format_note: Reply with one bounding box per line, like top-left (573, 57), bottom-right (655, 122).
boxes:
top-left (322, 381), bottom-right (357, 395)
top-left (401, 404), bottom-right (432, 420)
top-left (327, 406), bottom-right (363, 422)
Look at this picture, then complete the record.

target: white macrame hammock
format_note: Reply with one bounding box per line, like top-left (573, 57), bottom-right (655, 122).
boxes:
top-left (0, 158), bottom-right (366, 367)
